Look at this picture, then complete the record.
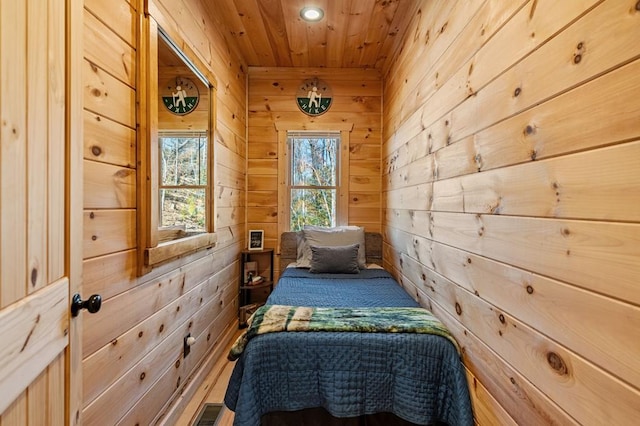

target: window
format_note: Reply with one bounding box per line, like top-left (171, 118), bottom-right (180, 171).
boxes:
top-left (276, 124), bottom-right (351, 235)
top-left (288, 132), bottom-right (340, 231)
top-left (158, 131), bottom-right (208, 235)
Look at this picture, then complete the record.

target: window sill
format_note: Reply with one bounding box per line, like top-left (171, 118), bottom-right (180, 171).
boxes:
top-left (145, 231), bottom-right (217, 267)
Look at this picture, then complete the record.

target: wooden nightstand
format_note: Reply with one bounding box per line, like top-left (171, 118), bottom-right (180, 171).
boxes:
top-left (239, 248), bottom-right (274, 327)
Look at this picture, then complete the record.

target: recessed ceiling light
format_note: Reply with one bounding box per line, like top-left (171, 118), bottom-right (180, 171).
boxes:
top-left (300, 6), bottom-right (324, 22)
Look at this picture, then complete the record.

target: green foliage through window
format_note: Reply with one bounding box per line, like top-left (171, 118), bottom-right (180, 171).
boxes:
top-left (289, 132), bottom-right (339, 231)
top-left (158, 132), bottom-right (207, 232)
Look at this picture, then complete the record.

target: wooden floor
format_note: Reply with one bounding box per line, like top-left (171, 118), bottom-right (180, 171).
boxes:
top-left (174, 334), bottom-right (238, 426)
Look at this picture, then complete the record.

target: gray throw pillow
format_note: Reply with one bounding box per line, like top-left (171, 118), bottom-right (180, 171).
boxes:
top-left (309, 244), bottom-right (360, 274)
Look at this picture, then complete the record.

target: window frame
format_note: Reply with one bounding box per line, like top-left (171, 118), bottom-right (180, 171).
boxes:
top-left (276, 123), bottom-right (352, 235)
top-left (287, 131), bottom-right (340, 230)
top-left (157, 130), bottom-right (209, 233)
top-left (138, 17), bottom-right (217, 274)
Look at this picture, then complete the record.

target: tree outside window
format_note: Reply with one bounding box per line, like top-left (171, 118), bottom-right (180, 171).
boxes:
top-left (158, 131), bottom-right (208, 233)
top-left (288, 132), bottom-right (339, 231)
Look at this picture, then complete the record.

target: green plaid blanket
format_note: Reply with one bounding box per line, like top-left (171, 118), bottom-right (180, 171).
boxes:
top-left (228, 304), bottom-right (459, 360)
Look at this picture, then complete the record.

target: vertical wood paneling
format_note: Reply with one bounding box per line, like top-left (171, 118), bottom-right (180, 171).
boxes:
top-left (2, 396), bottom-right (27, 426)
top-left (0, 0), bottom-right (27, 307)
top-left (383, 0), bottom-right (640, 423)
top-left (26, 353), bottom-right (65, 425)
top-left (304, 0), bottom-right (329, 68)
top-left (28, 371), bottom-right (47, 426)
top-left (1, 0), bottom-right (71, 420)
top-left (47, 0), bottom-right (66, 283)
top-left (27, 0), bottom-right (48, 295)
top-left (201, 0), bottom-right (259, 66)
top-left (68, 0), bottom-right (87, 420)
top-left (47, 353), bottom-right (66, 425)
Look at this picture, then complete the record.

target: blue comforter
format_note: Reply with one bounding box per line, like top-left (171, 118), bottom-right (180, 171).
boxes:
top-left (224, 268), bottom-right (473, 426)
top-left (267, 268), bottom-right (421, 308)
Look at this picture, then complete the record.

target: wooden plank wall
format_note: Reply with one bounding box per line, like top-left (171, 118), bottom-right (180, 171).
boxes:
top-left (0, 0), bottom-right (70, 422)
top-left (247, 67), bottom-right (383, 274)
top-left (81, 0), bottom-right (247, 423)
top-left (382, 0), bottom-right (640, 424)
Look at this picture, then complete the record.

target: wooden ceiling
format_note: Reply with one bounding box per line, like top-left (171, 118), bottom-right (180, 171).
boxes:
top-left (203, 0), bottom-right (419, 70)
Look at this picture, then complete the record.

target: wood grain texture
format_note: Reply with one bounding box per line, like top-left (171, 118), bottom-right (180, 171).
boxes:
top-left (82, 250), bottom-right (137, 301)
top-left (1, 0), bottom-right (28, 308)
top-left (46, 0), bottom-right (66, 285)
top-left (82, 260), bottom-right (236, 406)
top-left (68, 0), bottom-right (85, 420)
top-left (84, 0), bottom-right (136, 46)
top-left (84, 161), bottom-right (136, 209)
top-left (79, 0), bottom-right (246, 423)
top-left (83, 210), bottom-right (136, 259)
top-left (432, 142), bottom-right (640, 221)
top-left (84, 9), bottom-right (136, 86)
top-left (402, 251), bottom-right (639, 426)
top-left (127, 307), bottom-right (238, 426)
top-left (26, 0), bottom-right (49, 296)
top-left (205, 0), bottom-right (418, 71)
top-left (383, 0), bottom-right (640, 423)
top-left (83, 58), bottom-right (136, 127)
top-left (83, 111), bottom-right (136, 168)
top-left (248, 66), bottom-right (383, 255)
top-left (1, 0), bottom-right (71, 421)
top-left (4, 0), bottom-right (635, 423)
top-left (0, 279), bottom-right (68, 415)
top-left (426, 291), bottom-right (579, 426)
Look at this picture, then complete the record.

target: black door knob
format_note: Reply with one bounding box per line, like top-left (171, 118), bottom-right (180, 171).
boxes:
top-left (71, 293), bottom-right (102, 317)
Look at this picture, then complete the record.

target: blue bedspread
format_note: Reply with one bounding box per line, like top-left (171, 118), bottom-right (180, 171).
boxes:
top-left (224, 268), bottom-right (473, 426)
top-left (268, 268), bottom-right (421, 308)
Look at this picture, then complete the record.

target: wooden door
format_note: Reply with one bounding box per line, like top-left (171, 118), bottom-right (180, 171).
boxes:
top-left (0, 0), bottom-right (83, 424)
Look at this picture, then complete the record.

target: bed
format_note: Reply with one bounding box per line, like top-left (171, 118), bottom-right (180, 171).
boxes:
top-left (224, 229), bottom-right (473, 426)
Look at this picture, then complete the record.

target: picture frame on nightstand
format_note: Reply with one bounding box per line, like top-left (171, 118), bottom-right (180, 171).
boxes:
top-left (248, 229), bottom-right (264, 250)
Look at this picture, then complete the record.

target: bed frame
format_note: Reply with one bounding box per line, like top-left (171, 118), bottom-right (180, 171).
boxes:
top-left (279, 231), bottom-right (383, 268)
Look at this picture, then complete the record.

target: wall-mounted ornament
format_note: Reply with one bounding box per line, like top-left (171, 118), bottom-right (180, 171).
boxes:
top-left (161, 76), bottom-right (200, 115)
top-left (296, 78), bottom-right (332, 116)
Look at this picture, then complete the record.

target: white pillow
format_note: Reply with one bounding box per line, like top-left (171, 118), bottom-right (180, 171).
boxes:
top-left (297, 226), bottom-right (366, 269)
top-left (296, 226), bottom-right (362, 264)
top-left (296, 226), bottom-right (363, 265)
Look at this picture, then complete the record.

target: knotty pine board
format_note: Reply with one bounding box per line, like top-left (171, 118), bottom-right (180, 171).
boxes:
top-left (83, 111), bottom-right (136, 168)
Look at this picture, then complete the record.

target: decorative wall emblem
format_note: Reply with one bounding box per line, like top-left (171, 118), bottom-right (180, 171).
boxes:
top-left (161, 77), bottom-right (200, 115)
top-left (296, 79), bottom-right (332, 116)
